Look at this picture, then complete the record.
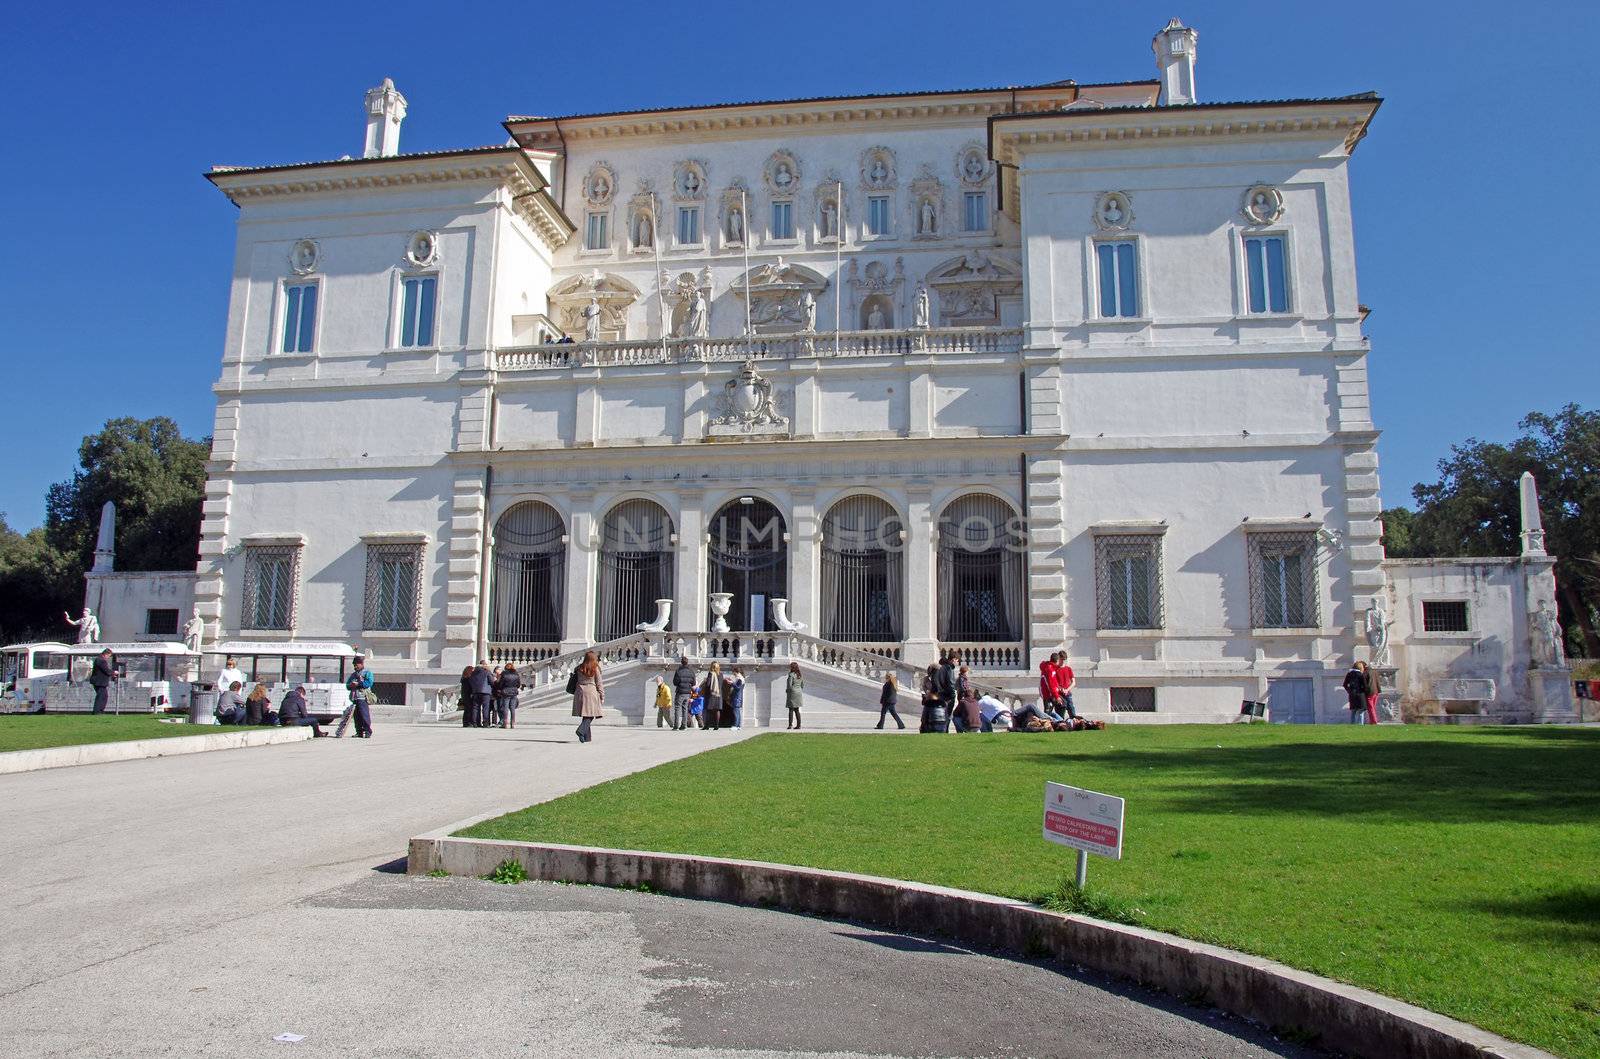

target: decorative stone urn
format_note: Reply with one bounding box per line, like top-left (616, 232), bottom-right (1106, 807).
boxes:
top-left (635, 598), bottom-right (674, 633)
top-left (708, 592), bottom-right (734, 634)
top-left (770, 597), bottom-right (806, 632)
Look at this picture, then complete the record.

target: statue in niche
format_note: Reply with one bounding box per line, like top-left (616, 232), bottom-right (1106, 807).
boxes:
top-left (727, 205), bottom-right (744, 244)
top-left (919, 199), bottom-right (937, 235)
top-left (1534, 599), bottom-right (1567, 666)
top-left (963, 152), bottom-right (986, 182)
top-left (800, 291), bottom-right (817, 332)
top-left (289, 239), bottom-right (318, 273)
top-left (182, 608), bottom-right (206, 653)
top-left (684, 288), bottom-right (708, 338)
top-left (772, 162), bottom-right (795, 191)
top-left (634, 211), bottom-right (654, 248)
top-left (1364, 599), bottom-right (1391, 667)
top-left (913, 284), bottom-right (930, 328)
top-left (1098, 194), bottom-right (1129, 229)
top-left (867, 304), bottom-right (887, 330)
top-left (870, 158), bottom-right (888, 186)
top-left (680, 168), bottom-right (701, 197)
top-left (581, 297), bottom-right (602, 342)
top-left (590, 172), bottom-right (611, 201)
top-left (820, 199), bottom-right (838, 239)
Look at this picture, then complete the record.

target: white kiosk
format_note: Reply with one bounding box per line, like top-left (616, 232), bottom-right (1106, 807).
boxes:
top-left (0, 641), bottom-right (71, 712)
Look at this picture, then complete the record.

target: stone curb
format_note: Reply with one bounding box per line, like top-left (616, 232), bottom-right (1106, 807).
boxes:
top-left (407, 833), bottom-right (1552, 1059)
top-left (0, 726), bottom-right (315, 775)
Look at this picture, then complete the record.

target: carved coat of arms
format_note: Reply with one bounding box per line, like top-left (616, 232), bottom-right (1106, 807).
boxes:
top-left (711, 360), bottom-right (788, 433)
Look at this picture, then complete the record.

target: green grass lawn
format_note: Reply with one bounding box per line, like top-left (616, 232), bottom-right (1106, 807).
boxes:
top-left (463, 725), bottom-right (1600, 1058)
top-left (0, 714), bottom-right (215, 753)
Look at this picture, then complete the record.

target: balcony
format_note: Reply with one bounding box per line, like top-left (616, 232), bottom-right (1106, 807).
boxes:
top-left (492, 326), bottom-right (1024, 373)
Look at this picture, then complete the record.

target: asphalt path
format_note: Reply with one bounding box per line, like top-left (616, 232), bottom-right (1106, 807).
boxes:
top-left (0, 724), bottom-right (1319, 1057)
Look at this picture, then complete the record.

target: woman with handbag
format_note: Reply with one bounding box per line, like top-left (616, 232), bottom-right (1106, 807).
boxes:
top-left (700, 662), bottom-right (726, 731)
top-left (571, 650), bottom-right (604, 743)
top-left (785, 662), bottom-right (804, 729)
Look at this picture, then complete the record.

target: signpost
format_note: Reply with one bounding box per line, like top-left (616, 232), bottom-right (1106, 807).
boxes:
top-left (1043, 781), bottom-right (1124, 888)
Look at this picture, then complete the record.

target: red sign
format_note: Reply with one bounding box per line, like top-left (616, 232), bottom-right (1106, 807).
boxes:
top-left (1042, 781), bottom-right (1125, 859)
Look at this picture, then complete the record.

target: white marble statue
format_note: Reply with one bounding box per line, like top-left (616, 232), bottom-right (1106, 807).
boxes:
top-left (800, 291), bottom-right (817, 332)
top-left (1101, 196), bottom-right (1125, 227)
top-left (727, 206), bottom-right (744, 244)
top-left (1534, 599), bottom-right (1567, 666)
top-left (919, 199), bottom-right (936, 234)
top-left (820, 199), bottom-right (837, 239)
top-left (581, 297), bottom-right (602, 342)
top-left (1364, 600), bottom-right (1390, 667)
top-left (867, 305), bottom-right (887, 330)
top-left (913, 284), bottom-right (930, 328)
top-left (680, 169), bottom-right (700, 197)
top-left (64, 607), bottom-right (100, 645)
top-left (182, 608), bottom-right (206, 653)
top-left (634, 211), bottom-right (653, 248)
top-left (685, 289), bottom-right (708, 338)
top-left (773, 162), bottom-right (794, 190)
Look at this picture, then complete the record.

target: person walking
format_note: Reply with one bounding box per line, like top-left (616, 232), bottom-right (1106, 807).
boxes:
top-left (876, 673), bottom-right (906, 730)
top-left (785, 662), bottom-right (804, 729)
top-left (653, 675), bottom-right (673, 728)
top-left (728, 668), bottom-right (746, 729)
top-left (701, 662), bottom-right (726, 731)
top-left (340, 655), bottom-right (374, 738)
top-left (572, 650), bottom-right (604, 743)
top-left (671, 656), bottom-right (697, 731)
top-left (497, 662), bottom-right (522, 728)
top-left (1362, 660), bottom-right (1382, 726)
top-left (458, 665), bottom-right (476, 728)
top-left (88, 648), bottom-right (116, 713)
top-left (469, 659), bottom-right (494, 728)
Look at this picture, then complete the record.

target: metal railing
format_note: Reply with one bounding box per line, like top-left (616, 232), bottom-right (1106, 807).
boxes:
top-left (491, 326), bottom-right (1024, 373)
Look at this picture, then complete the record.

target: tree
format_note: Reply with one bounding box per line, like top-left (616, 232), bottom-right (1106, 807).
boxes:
top-left (1389, 405), bottom-right (1600, 657)
top-left (44, 417), bottom-right (209, 574)
top-left (0, 514), bottom-right (77, 644)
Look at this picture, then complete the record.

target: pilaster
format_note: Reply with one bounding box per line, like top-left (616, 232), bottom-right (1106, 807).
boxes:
top-left (788, 488), bottom-right (818, 633)
top-left (442, 470), bottom-right (486, 673)
top-left (902, 484), bottom-right (937, 666)
top-left (1025, 455), bottom-right (1067, 662)
top-left (562, 489), bottom-right (597, 649)
top-left (673, 489), bottom-right (706, 633)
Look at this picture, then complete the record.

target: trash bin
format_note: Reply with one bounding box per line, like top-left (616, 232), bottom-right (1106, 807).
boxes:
top-left (189, 690), bottom-right (219, 725)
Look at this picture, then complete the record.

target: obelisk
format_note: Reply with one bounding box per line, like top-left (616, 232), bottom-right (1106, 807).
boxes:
top-left (91, 501), bottom-right (116, 572)
top-left (1519, 472), bottom-right (1546, 556)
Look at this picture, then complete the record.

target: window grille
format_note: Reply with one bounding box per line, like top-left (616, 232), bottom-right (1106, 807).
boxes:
top-left (1247, 531), bottom-right (1319, 628)
top-left (596, 499), bottom-right (675, 641)
top-left (937, 494), bottom-right (1024, 642)
top-left (708, 498), bottom-right (788, 633)
top-left (1110, 686), bottom-right (1156, 712)
top-left (1094, 533), bottom-right (1164, 629)
top-left (369, 680), bottom-right (407, 706)
top-left (1422, 600), bottom-right (1470, 633)
top-left (490, 502), bottom-right (566, 643)
top-left (242, 544), bottom-right (301, 630)
top-left (364, 543), bottom-right (423, 631)
top-left (145, 609), bottom-right (179, 636)
top-left (820, 495), bottom-right (903, 643)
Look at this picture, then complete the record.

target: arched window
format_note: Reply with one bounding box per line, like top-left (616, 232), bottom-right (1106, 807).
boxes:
top-left (490, 501), bottom-right (565, 643)
top-left (708, 498), bottom-right (787, 632)
top-left (821, 495), bottom-right (903, 642)
top-left (596, 499), bottom-right (675, 641)
top-left (937, 494), bottom-right (1024, 642)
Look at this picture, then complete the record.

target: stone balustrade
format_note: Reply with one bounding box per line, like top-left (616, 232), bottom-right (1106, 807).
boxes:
top-left (492, 326), bottom-right (1023, 373)
top-left (939, 642), bottom-right (1026, 670)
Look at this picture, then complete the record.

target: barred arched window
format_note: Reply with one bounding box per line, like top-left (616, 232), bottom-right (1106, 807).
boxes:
top-left (937, 494), bottom-right (1024, 642)
top-left (820, 495), bottom-right (903, 642)
top-left (708, 498), bottom-right (787, 632)
top-left (596, 499), bottom-right (675, 641)
top-left (490, 501), bottom-right (566, 643)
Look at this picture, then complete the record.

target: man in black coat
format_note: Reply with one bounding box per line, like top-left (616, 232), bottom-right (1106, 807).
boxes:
top-left (468, 661), bottom-right (494, 728)
top-left (938, 651), bottom-right (960, 732)
top-left (671, 657), bottom-right (697, 732)
top-left (88, 649), bottom-right (117, 713)
top-left (279, 685), bottom-right (326, 736)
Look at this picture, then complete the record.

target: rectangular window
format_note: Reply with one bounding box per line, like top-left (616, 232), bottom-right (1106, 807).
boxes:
top-left (1422, 600), bottom-right (1470, 633)
top-left (963, 191), bottom-right (987, 232)
top-left (1244, 235), bottom-right (1289, 313)
top-left (281, 282), bottom-right (317, 353)
top-left (770, 201), bottom-right (793, 240)
top-left (1095, 241), bottom-right (1139, 318)
top-left (1094, 533), bottom-right (1163, 629)
top-left (1248, 531), bottom-right (1319, 628)
top-left (243, 545), bottom-right (300, 630)
top-left (676, 206), bottom-right (701, 245)
top-left (399, 275), bottom-right (437, 347)
top-left (584, 212), bottom-right (609, 250)
top-left (867, 196), bottom-right (891, 236)
top-left (364, 543), bottom-right (422, 631)
top-left (1110, 687), bottom-right (1156, 713)
top-left (144, 609), bottom-right (179, 636)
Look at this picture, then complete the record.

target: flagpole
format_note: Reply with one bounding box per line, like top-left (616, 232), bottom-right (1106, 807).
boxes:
top-left (650, 192), bottom-right (668, 360)
top-left (740, 188), bottom-right (752, 338)
top-left (834, 179), bottom-right (843, 357)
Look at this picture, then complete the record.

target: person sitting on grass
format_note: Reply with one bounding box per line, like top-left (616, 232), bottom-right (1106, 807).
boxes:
top-left (278, 685), bottom-right (327, 737)
top-left (244, 683), bottom-right (273, 726)
top-left (215, 681), bottom-right (246, 725)
top-left (977, 694), bottom-right (1012, 732)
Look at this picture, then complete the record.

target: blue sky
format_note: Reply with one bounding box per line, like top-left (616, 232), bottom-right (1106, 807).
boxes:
top-left (2, 1), bottom-right (1595, 530)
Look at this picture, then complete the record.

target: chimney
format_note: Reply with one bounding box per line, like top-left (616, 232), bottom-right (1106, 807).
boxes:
top-left (363, 78), bottom-right (408, 158)
top-left (1152, 18), bottom-right (1198, 106)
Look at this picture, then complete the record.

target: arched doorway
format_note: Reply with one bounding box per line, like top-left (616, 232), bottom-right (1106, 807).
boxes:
top-left (937, 494), bottom-right (1024, 642)
top-left (820, 495), bottom-right (903, 643)
top-left (708, 498), bottom-right (787, 632)
top-left (490, 501), bottom-right (566, 643)
top-left (596, 499), bottom-right (675, 641)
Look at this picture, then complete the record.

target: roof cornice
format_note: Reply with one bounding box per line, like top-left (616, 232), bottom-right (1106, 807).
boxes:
top-left (507, 82), bottom-right (1160, 149)
top-left (206, 148), bottom-right (574, 247)
top-left (989, 96), bottom-right (1383, 164)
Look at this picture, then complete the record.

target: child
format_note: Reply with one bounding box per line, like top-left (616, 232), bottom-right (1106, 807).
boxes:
top-left (688, 688), bottom-right (706, 729)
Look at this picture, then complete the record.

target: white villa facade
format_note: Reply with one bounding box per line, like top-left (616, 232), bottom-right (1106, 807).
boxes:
top-left (183, 22), bottom-right (1574, 724)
